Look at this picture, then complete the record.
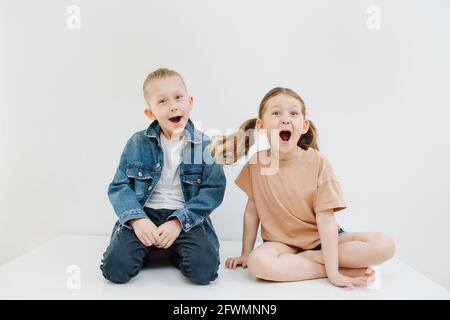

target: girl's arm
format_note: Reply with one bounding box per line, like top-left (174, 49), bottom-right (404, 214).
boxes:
top-left (225, 199), bottom-right (260, 269)
top-left (241, 199), bottom-right (260, 256)
top-left (316, 209), bottom-right (368, 288)
top-left (316, 209), bottom-right (340, 276)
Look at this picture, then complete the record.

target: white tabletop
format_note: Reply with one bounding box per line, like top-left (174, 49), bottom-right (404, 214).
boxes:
top-left (0, 234), bottom-right (448, 300)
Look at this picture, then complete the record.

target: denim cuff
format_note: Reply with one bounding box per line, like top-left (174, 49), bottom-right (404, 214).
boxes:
top-left (167, 208), bottom-right (196, 232)
top-left (118, 209), bottom-right (148, 229)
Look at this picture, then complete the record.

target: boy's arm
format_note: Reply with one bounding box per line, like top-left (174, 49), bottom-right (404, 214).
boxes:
top-left (166, 152), bottom-right (226, 232)
top-left (108, 140), bottom-right (148, 229)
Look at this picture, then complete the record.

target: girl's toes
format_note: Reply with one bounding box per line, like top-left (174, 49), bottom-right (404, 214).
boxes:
top-left (355, 277), bottom-right (369, 287)
top-left (367, 265), bottom-right (381, 289)
top-left (365, 267), bottom-right (375, 276)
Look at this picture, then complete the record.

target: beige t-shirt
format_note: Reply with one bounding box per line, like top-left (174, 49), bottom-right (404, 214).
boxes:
top-left (235, 147), bottom-right (347, 250)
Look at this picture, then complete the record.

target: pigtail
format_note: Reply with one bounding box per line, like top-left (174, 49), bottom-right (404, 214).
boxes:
top-left (298, 120), bottom-right (319, 151)
top-left (212, 118), bottom-right (257, 164)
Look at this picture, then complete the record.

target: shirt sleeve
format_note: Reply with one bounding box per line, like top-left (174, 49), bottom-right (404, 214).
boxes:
top-left (235, 162), bottom-right (254, 200)
top-left (314, 154), bottom-right (347, 213)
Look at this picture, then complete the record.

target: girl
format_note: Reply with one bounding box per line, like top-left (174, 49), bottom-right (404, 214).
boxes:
top-left (214, 87), bottom-right (395, 288)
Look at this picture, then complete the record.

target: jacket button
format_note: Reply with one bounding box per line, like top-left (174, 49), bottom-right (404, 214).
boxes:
top-left (156, 163), bottom-right (161, 168)
top-left (148, 185), bottom-right (152, 191)
top-left (185, 222), bottom-right (191, 229)
top-left (196, 178), bottom-right (201, 184)
top-left (138, 172), bottom-right (142, 177)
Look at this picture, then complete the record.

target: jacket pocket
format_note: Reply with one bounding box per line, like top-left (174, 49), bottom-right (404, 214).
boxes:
top-left (181, 174), bottom-right (202, 199)
top-left (126, 163), bottom-right (154, 200)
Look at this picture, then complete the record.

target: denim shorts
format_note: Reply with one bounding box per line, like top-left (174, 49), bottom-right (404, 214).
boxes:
top-left (299, 227), bottom-right (346, 252)
top-left (263, 227), bottom-right (346, 252)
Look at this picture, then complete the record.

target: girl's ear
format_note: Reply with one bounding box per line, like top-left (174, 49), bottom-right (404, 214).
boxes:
top-left (303, 119), bottom-right (310, 134)
top-left (255, 118), bottom-right (264, 133)
top-left (144, 108), bottom-right (156, 120)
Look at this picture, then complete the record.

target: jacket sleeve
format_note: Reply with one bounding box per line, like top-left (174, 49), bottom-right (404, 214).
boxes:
top-left (107, 139), bottom-right (148, 229)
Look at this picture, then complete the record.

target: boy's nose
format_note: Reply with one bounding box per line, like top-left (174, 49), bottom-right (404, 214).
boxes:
top-left (281, 119), bottom-right (290, 125)
top-left (170, 104), bottom-right (179, 112)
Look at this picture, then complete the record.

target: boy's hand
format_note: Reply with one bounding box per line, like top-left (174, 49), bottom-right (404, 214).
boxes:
top-left (129, 218), bottom-right (161, 247)
top-left (155, 219), bottom-right (182, 249)
top-left (327, 272), bottom-right (371, 289)
top-left (225, 253), bottom-right (250, 269)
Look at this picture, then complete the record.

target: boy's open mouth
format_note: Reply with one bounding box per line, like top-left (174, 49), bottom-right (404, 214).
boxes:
top-left (279, 130), bottom-right (292, 142)
top-left (169, 116), bottom-right (182, 123)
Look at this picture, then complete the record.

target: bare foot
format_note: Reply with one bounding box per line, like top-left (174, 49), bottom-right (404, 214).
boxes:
top-left (299, 250), bottom-right (377, 285)
top-left (339, 267), bottom-right (374, 278)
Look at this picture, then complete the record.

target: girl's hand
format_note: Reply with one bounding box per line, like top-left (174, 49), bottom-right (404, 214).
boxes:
top-left (328, 272), bottom-right (370, 289)
top-left (225, 253), bottom-right (250, 269)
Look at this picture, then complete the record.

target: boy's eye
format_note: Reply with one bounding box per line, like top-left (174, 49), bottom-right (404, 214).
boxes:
top-left (159, 99), bottom-right (167, 104)
top-left (291, 112), bottom-right (299, 116)
top-left (272, 111), bottom-right (280, 116)
top-left (175, 95), bottom-right (183, 100)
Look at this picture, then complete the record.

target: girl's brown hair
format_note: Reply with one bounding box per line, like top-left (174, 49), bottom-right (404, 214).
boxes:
top-left (212, 87), bottom-right (318, 164)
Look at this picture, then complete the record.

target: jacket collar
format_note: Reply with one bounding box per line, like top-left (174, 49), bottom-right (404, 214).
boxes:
top-left (144, 119), bottom-right (202, 144)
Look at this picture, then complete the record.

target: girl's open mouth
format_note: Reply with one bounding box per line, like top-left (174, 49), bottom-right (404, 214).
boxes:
top-left (279, 130), bottom-right (292, 142)
top-left (169, 116), bottom-right (182, 123)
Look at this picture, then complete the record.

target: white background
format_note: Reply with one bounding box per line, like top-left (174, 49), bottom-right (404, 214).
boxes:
top-left (1, 0), bottom-right (449, 290)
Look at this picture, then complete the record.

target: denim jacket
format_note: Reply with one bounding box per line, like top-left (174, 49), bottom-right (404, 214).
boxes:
top-left (107, 119), bottom-right (226, 251)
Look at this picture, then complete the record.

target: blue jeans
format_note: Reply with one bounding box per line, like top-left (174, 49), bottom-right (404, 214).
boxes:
top-left (100, 207), bottom-right (220, 285)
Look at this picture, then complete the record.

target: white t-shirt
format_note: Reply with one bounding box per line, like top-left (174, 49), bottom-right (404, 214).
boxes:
top-left (144, 133), bottom-right (185, 210)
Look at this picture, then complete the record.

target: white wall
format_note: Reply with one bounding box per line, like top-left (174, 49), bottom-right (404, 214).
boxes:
top-left (1, 0), bottom-right (450, 289)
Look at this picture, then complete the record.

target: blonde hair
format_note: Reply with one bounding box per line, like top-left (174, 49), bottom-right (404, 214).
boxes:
top-left (143, 68), bottom-right (187, 98)
top-left (212, 87), bottom-right (319, 164)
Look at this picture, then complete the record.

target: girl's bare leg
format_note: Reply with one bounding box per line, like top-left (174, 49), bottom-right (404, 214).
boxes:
top-left (299, 232), bottom-right (396, 268)
top-left (246, 241), bottom-right (372, 282)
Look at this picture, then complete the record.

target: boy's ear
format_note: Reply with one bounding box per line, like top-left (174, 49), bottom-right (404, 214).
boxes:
top-left (188, 96), bottom-right (194, 109)
top-left (144, 107), bottom-right (156, 120)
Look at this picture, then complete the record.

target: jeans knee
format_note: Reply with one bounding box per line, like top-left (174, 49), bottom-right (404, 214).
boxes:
top-left (180, 248), bottom-right (219, 285)
top-left (100, 252), bottom-right (138, 284)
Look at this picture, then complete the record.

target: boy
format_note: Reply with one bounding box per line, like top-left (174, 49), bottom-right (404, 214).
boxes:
top-left (100, 68), bottom-right (226, 285)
